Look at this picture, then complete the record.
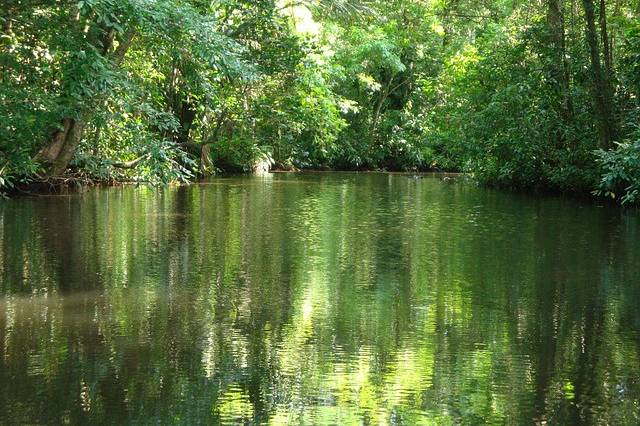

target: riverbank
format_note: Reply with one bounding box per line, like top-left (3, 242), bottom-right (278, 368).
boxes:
top-left (7, 169), bottom-right (631, 210)
top-left (6, 168), bottom-right (463, 196)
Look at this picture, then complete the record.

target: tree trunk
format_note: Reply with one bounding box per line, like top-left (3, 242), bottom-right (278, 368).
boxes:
top-left (2, 16), bottom-right (11, 34)
top-left (50, 116), bottom-right (87, 176)
top-left (175, 100), bottom-right (197, 145)
top-left (599, 0), bottom-right (612, 76)
top-left (39, 29), bottom-right (136, 176)
top-left (547, 0), bottom-right (574, 126)
top-left (610, 0), bottom-right (622, 67)
top-left (598, 0), bottom-right (617, 140)
top-left (581, 0), bottom-right (614, 149)
top-left (370, 76), bottom-right (393, 145)
top-left (200, 144), bottom-right (213, 175)
top-left (36, 118), bottom-right (74, 163)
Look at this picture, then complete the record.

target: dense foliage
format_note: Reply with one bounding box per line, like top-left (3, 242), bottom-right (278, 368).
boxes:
top-left (1, 0), bottom-right (639, 202)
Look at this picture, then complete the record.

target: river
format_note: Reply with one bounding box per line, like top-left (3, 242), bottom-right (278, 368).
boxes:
top-left (1, 173), bottom-right (639, 424)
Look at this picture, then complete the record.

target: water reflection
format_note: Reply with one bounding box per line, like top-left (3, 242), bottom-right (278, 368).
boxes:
top-left (0, 173), bottom-right (639, 424)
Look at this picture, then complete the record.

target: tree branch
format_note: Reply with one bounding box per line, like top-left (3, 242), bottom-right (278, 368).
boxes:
top-left (111, 155), bottom-right (148, 169)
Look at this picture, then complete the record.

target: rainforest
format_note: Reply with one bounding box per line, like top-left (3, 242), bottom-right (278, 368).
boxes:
top-left (1, 0), bottom-right (639, 202)
top-left (2, 1), bottom-right (640, 424)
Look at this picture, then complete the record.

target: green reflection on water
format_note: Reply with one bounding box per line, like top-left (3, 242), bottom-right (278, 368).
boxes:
top-left (0, 173), bottom-right (639, 425)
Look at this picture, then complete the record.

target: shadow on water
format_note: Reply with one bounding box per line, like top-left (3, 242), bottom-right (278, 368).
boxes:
top-left (0, 173), bottom-right (639, 424)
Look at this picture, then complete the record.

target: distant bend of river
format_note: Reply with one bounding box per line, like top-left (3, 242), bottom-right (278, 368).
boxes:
top-left (1, 173), bottom-right (639, 425)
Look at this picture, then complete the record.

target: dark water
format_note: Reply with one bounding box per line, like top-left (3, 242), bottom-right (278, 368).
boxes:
top-left (1, 173), bottom-right (639, 425)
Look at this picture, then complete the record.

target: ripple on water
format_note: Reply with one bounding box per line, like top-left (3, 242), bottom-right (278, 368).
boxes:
top-left (1, 174), bottom-right (639, 424)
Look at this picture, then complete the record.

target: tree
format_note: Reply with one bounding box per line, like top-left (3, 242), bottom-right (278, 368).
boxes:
top-left (546, 0), bottom-right (573, 127)
top-left (582, 0), bottom-right (615, 149)
top-left (1, 0), bottom-right (640, 203)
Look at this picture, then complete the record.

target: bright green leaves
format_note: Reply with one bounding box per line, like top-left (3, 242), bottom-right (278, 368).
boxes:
top-left (2, 0), bottom-right (639, 201)
top-left (355, 39), bottom-right (406, 75)
top-left (595, 137), bottom-right (640, 205)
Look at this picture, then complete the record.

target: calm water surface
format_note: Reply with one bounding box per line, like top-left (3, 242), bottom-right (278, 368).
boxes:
top-left (1, 173), bottom-right (639, 424)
